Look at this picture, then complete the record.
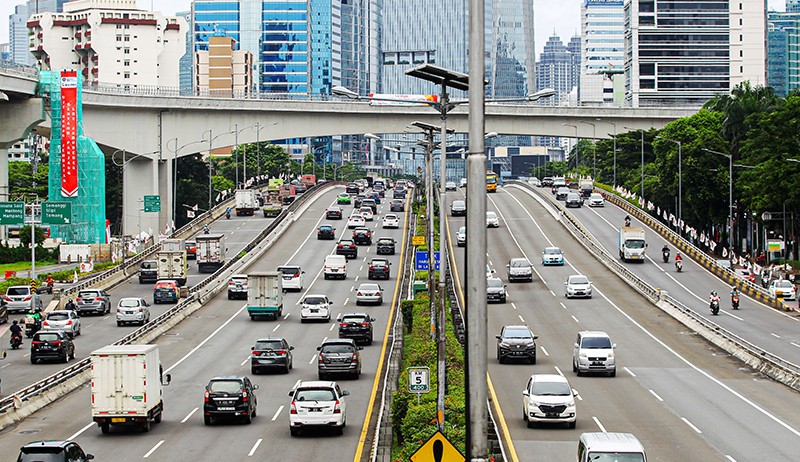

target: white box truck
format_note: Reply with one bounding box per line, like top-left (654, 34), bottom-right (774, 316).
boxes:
top-left (156, 250), bottom-right (187, 286)
top-left (235, 189), bottom-right (258, 216)
top-left (246, 271), bottom-right (283, 320)
top-left (91, 344), bottom-right (170, 434)
top-left (618, 226), bottom-right (647, 262)
top-left (159, 238), bottom-right (184, 252)
top-left (196, 233), bottom-right (226, 273)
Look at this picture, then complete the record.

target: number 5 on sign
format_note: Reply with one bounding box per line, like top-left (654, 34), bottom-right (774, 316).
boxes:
top-left (408, 366), bottom-right (430, 403)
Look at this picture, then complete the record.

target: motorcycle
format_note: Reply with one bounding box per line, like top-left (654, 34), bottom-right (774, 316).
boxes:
top-left (710, 298), bottom-right (720, 315)
top-left (203, 227), bottom-right (210, 234)
top-left (731, 293), bottom-right (740, 310)
top-left (10, 332), bottom-right (22, 349)
top-left (44, 281), bottom-right (54, 294)
top-left (225, 212), bottom-right (231, 219)
top-left (662, 248), bottom-right (670, 263)
top-left (24, 316), bottom-right (41, 338)
top-left (675, 260), bottom-right (683, 272)
top-left (624, 217), bottom-right (631, 227)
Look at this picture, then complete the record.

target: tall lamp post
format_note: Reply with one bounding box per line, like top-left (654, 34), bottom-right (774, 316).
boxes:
top-left (704, 148), bottom-right (733, 260)
top-left (580, 119), bottom-right (599, 180)
top-left (203, 129), bottom-right (236, 210)
top-left (563, 123), bottom-right (578, 173)
top-left (626, 127), bottom-right (647, 206)
top-left (657, 135), bottom-right (682, 230)
top-left (167, 138), bottom-right (206, 228)
top-left (605, 121), bottom-right (618, 186)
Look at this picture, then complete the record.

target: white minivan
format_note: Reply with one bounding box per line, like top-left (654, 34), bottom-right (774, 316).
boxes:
top-left (323, 255), bottom-right (347, 280)
top-left (577, 432), bottom-right (646, 462)
top-left (277, 265), bottom-right (304, 291)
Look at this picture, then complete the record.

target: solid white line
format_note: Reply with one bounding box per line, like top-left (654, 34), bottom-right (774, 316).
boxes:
top-left (624, 366), bottom-right (636, 377)
top-left (554, 365), bottom-right (564, 376)
top-left (540, 346), bottom-right (549, 357)
top-left (308, 354), bottom-right (317, 365)
top-left (571, 315), bottom-right (579, 323)
top-left (271, 405), bottom-right (284, 421)
top-left (283, 200), bottom-right (333, 264)
top-left (791, 342), bottom-right (800, 348)
top-left (272, 324), bottom-right (280, 332)
top-left (0, 364), bottom-right (9, 369)
top-left (518, 315), bottom-right (525, 323)
top-left (770, 332), bottom-right (780, 338)
top-left (682, 417), bottom-right (703, 434)
top-left (648, 389), bottom-right (664, 402)
top-left (181, 407), bottom-right (198, 423)
top-left (488, 260), bottom-right (494, 267)
top-left (725, 456), bottom-right (737, 462)
top-left (68, 422), bottom-right (94, 440)
top-left (240, 356), bottom-right (249, 366)
top-left (592, 416), bottom-right (607, 432)
top-left (165, 304), bottom-right (247, 373)
top-left (143, 440), bottom-right (165, 458)
top-left (550, 290), bottom-right (556, 297)
top-left (248, 439), bottom-right (263, 457)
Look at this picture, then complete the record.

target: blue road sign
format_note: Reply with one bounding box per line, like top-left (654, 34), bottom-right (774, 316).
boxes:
top-left (415, 251), bottom-right (440, 271)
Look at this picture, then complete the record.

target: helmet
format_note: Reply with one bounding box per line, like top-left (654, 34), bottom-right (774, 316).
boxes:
top-left (13, 319), bottom-right (18, 325)
top-left (711, 291), bottom-right (718, 296)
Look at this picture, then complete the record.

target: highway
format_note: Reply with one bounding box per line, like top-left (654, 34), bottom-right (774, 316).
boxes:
top-left (0, 186), bottom-right (409, 461)
top-left (0, 205), bottom-right (282, 396)
top-left (446, 185), bottom-right (800, 461)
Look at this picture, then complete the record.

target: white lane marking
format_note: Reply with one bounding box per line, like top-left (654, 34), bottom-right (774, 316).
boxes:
top-left (143, 440), bottom-right (165, 458)
top-left (240, 356), bottom-right (249, 366)
top-left (293, 379), bottom-right (301, 389)
top-left (554, 366), bottom-right (564, 376)
top-left (68, 422), bottom-right (94, 440)
top-left (309, 354), bottom-right (317, 365)
top-left (181, 407), bottom-right (199, 423)
top-left (165, 304), bottom-right (247, 373)
top-left (85, 323), bottom-right (93, 328)
top-left (355, 276), bottom-right (359, 281)
top-left (592, 416), bottom-right (607, 433)
top-left (550, 290), bottom-right (556, 297)
top-left (350, 286), bottom-right (355, 292)
top-left (272, 324), bottom-right (281, 332)
top-left (518, 315), bottom-right (525, 323)
top-left (360, 265), bottom-right (364, 271)
top-left (791, 342), bottom-right (800, 348)
top-left (103, 315), bottom-right (109, 320)
top-left (0, 364), bottom-right (9, 369)
top-left (725, 456), bottom-right (738, 462)
top-left (573, 389), bottom-right (582, 401)
top-left (488, 260), bottom-right (494, 267)
top-left (363, 257), bottom-right (367, 262)
top-left (344, 297), bottom-right (349, 306)
top-left (725, 311), bottom-right (744, 321)
top-left (624, 367), bottom-right (636, 377)
top-left (681, 417), bottom-right (703, 434)
top-left (770, 332), bottom-right (780, 338)
top-left (271, 405), bottom-right (284, 421)
top-left (540, 346), bottom-right (550, 356)
top-left (571, 315), bottom-right (579, 323)
top-left (559, 302), bottom-right (567, 309)
top-left (283, 198), bottom-right (335, 264)
top-left (248, 439), bottom-right (263, 457)
top-left (649, 389), bottom-right (664, 402)
top-left (283, 313), bottom-right (290, 320)
top-left (329, 323), bottom-right (336, 331)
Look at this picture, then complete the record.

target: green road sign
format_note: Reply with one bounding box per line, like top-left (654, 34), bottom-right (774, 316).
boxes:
top-left (42, 201), bottom-right (72, 225)
top-left (0, 202), bottom-right (25, 225)
top-left (144, 195), bottom-right (161, 213)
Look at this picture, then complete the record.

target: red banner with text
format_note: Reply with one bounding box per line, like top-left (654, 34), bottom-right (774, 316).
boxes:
top-left (60, 70), bottom-right (78, 197)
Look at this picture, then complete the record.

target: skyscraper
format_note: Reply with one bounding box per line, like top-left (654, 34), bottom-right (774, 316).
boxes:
top-left (535, 34), bottom-right (580, 104)
top-left (10, 0), bottom-right (68, 65)
top-left (767, 10), bottom-right (800, 96)
top-left (580, 0), bottom-right (625, 106)
top-left (487, 0), bottom-right (535, 99)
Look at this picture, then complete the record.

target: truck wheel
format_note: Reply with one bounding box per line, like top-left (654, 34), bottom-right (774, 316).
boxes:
top-left (154, 411), bottom-right (162, 423)
top-left (117, 321), bottom-right (122, 327)
top-left (250, 315), bottom-right (256, 321)
top-left (101, 423), bottom-right (110, 434)
top-left (142, 419), bottom-right (151, 432)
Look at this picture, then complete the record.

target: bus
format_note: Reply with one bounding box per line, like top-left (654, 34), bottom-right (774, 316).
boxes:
top-left (486, 170), bottom-right (499, 193)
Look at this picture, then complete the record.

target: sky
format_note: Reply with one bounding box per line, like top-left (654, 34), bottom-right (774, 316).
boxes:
top-left (0, 0), bottom-right (789, 59)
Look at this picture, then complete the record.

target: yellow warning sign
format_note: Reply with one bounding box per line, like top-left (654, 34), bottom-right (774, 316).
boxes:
top-left (412, 235), bottom-right (426, 246)
top-left (410, 430), bottom-right (465, 462)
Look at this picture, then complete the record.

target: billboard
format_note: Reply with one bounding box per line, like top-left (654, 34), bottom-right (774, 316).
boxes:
top-left (60, 70), bottom-right (78, 197)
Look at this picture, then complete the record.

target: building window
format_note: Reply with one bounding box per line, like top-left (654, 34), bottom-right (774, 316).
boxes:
top-left (124, 60), bottom-right (130, 66)
top-left (116, 35), bottom-right (122, 41)
top-left (124, 72), bottom-right (130, 79)
top-left (124, 36), bottom-right (130, 42)
top-left (124, 48), bottom-right (130, 54)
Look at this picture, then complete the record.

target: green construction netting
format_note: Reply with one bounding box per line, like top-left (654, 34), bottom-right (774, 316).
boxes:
top-left (39, 70), bottom-right (107, 244)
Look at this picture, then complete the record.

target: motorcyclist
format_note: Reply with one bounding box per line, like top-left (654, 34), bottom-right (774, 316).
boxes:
top-left (624, 215), bottom-right (632, 227)
top-left (709, 290), bottom-right (721, 307)
top-left (731, 286), bottom-right (740, 309)
top-left (45, 274), bottom-right (54, 293)
top-left (203, 224), bottom-right (210, 234)
top-left (662, 244), bottom-right (670, 261)
top-left (26, 307), bottom-right (43, 331)
top-left (65, 298), bottom-right (76, 311)
top-left (225, 207), bottom-right (231, 219)
top-left (9, 319), bottom-right (23, 343)
top-left (674, 252), bottom-right (683, 271)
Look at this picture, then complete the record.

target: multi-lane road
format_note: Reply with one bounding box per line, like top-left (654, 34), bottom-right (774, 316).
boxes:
top-left (2, 181), bottom-right (799, 461)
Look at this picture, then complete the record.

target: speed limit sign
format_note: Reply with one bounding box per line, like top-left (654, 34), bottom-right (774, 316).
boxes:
top-left (408, 366), bottom-right (430, 394)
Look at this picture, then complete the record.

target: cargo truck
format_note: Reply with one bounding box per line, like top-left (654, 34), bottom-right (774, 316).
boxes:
top-left (159, 238), bottom-right (184, 252)
top-left (235, 189), bottom-right (259, 216)
top-left (246, 271), bottom-right (283, 320)
top-left (156, 249), bottom-right (187, 286)
top-left (196, 233), bottom-right (226, 273)
top-left (90, 344), bottom-right (171, 434)
top-left (579, 179), bottom-right (594, 198)
top-left (618, 226), bottom-right (647, 262)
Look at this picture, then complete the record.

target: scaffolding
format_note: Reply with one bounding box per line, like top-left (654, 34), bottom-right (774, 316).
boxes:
top-left (39, 70), bottom-right (107, 244)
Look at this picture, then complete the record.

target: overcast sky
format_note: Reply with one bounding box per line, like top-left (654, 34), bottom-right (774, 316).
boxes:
top-left (1, 1), bottom-right (788, 60)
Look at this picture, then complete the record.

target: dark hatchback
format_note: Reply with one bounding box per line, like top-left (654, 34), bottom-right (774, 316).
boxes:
top-left (138, 260), bottom-right (158, 284)
top-left (203, 376), bottom-right (258, 425)
top-left (317, 225), bottom-right (336, 240)
top-left (326, 206), bottom-right (343, 220)
top-left (317, 339), bottom-right (363, 380)
top-left (17, 440), bottom-right (94, 462)
top-left (336, 239), bottom-right (358, 259)
top-left (352, 227), bottom-right (372, 245)
top-left (251, 338), bottom-right (294, 374)
top-left (393, 188), bottom-right (406, 199)
top-left (338, 313), bottom-right (375, 345)
top-left (346, 183), bottom-right (360, 194)
top-left (376, 237), bottom-right (396, 255)
top-left (496, 325), bottom-right (538, 364)
top-left (30, 330), bottom-right (75, 364)
top-left (368, 258), bottom-right (391, 280)
top-left (390, 200), bottom-right (405, 212)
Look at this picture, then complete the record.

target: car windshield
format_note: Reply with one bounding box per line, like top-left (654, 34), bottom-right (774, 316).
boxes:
top-left (570, 276), bottom-right (589, 285)
top-left (341, 316), bottom-right (367, 324)
top-left (487, 279), bottom-right (504, 288)
top-left (385, 215), bottom-right (397, 220)
top-left (47, 313), bottom-right (69, 321)
top-left (294, 388), bottom-right (337, 402)
top-left (487, 212), bottom-right (497, 219)
top-left (119, 299), bottom-right (142, 307)
top-left (321, 344), bottom-right (355, 354)
top-left (503, 328), bottom-right (532, 339)
top-left (78, 291), bottom-right (99, 298)
top-left (591, 194), bottom-right (603, 199)
top-left (209, 380), bottom-right (243, 393)
top-left (303, 296), bottom-right (328, 305)
top-left (582, 336), bottom-right (613, 349)
top-left (544, 248), bottom-right (561, 255)
top-left (627, 240), bottom-right (646, 249)
top-left (360, 208), bottom-right (372, 214)
top-left (531, 380), bottom-right (571, 396)
top-left (319, 226), bottom-right (333, 231)
top-left (18, 450), bottom-right (70, 461)
top-left (378, 239), bottom-right (393, 244)
top-left (587, 454), bottom-right (645, 462)
top-left (510, 260), bottom-right (530, 268)
top-left (254, 341), bottom-right (283, 351)
top-left (371, 260), bottom-right (388, 267)
top-left (35, 333), bottom-right (61, 342)
top-left (140, 261), bottom-right (156, 269)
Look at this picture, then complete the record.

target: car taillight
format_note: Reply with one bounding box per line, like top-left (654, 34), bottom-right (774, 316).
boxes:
top-left (290, 401), bottom-right (297, 414)
top-left (76, 297), bottom-right (83, 302)
top-left (138, 308), bottom-right (143, 312)
top-left (375, 291), bottom-right (381, 296)
top-left (42, 321), bottom-right (49, 327)
top-left (204, 391), bottom-right (209, 403)
top-left (66, 320), bottom-right (72, 325)
top-left (242, 390), bottom-right (248, 402)
top-left (294, 273), bottom-right (300, 277)
top-left (1, 295), bottom-right (10, 302)
top-left (361, 322), bottom-right (370, 327)
top-left (276, 349), bottom-right (286, 355)
top-left (24, 296), bottom-right (31, 301)
top-left (369, 266), bottom-right (374, 271)
top-left (333, 399), bottom-right (342, 413)
top-left (357, 292), bottom-right (363, 296)
top-left (32, 341), bottom-right (41, 345)
top-left (95, 297), bottom-right (103, 301)
top-left (337, 244), bottom-right (342, 248)
top-left (52, 340), bottom-right (62, 346)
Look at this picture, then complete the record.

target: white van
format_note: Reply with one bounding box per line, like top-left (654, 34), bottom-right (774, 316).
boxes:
top-left (323, 255), bottom-right (347, 280)
top-left (277, 265), bottom-right (304, 291)
top-left (577, 432), bottom-right (646, 462)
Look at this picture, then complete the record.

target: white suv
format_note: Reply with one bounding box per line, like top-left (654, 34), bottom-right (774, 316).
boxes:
top-left (522, 374), bottom-right (577, 428)
top-left (277, 266), bottom-right (304, 291)
top-left (227, 274), bottom-right (249, 300)
top-left (573, 331), bottom-right (616, 377)
top-left (289, 381), bottom-right (349, 436)
top-left (300, 294), bottom-right (332, 322)
top-left (4, 286), bottom-right (42, 314)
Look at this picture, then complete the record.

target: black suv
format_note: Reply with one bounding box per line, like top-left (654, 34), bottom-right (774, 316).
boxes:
top-left (17, 440), bottom-right (94, 461)
top-left (376, 237), bottom-right (396, 255)
top-left (338, 312), bottom-right (375, 345)
top-left (326, 206), bottom-right (343, 220)
top-left (203, 376), bottom-right (259, 425)
top-left (368, 258), bottom-right (391, 280)
top-left (251, 338), bottom-right (294, 374)
top-left (317, 339), bottom-right (363, 380)
top-left (346, 183), bottom-right (360, 194)
top-left (390, 199), bottom-right (405, 212)
top-left (30, 330), bottom-right (75, 364)
top-left (317, 225), bottom-right (336, 240)
top-left (352, 227), bottom-right (372, 245)
top-left (336, 239), bottom-right (358, 259)
top-left (138, 260), bottom-right (158, 284)
top-left (496, 325), bottom-right (538, 364)
top-left (361, 199), bottom-right (378, 214)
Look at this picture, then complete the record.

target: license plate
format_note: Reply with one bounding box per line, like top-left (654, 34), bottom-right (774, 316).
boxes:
top-left (308, 408), bottom-right (322, 413)
top-left (111, 418), bottom-right (126, 423)
top-left (546, 413), bottom-right (559, 418)
top-left (592, 362), bottom-right (604, 366)
top-left (311, 309), bottom-right (318, 313)
top-left (217, 407), bottom-right (235, 411)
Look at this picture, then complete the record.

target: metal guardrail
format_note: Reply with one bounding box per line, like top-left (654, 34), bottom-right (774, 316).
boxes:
top-left (0, 60), bottom-right (39, 80)
top-left (507, 181), bottom-right (800, 391)
top-left (0, 182), bottom-right (339, 415)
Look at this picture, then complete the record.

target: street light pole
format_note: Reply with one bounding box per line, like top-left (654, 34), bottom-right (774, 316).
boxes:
top-left (658, 136), bottom-right (682, 230)
top-left (607, 121), bottom-right (617, 186)
top-left (704, 148), bottom-right (733, 261)
top-left (580, 120), bottom-right (598, 180)
top-left (564, 123), bottom-right (578, 173)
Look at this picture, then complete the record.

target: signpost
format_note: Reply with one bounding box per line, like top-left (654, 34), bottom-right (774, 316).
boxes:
top-left (409, 430), bottom-right (464, 462)
top-left (0, 202), bottom-right (25, 225)
top-left (407, 366), bottom-right (430, 404)
top-left (412, 235), bottom-right (426, 246)
top-left (143, 195), bottom-right (161, 213)
top-left (42, 202), bottom-right (72, 225)
top-left (415, 251), bottom-right (440, 271)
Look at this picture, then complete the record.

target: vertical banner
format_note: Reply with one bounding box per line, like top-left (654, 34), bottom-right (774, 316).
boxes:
top-left (60, 69), bottom-right (78, 197)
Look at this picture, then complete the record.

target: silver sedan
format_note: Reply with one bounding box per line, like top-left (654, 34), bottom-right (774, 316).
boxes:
top-left (42, 310), bottom-right (81, 337)
top-left (355, 283), bottom-right (383, 305)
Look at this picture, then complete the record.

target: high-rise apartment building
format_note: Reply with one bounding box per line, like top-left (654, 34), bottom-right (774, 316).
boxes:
top-left (536, 34), bottom-right (580, 104)
top-left (10, 1), bottom-right (68, 66)
top-left (195, 34), bottom-right (253, 97)
top-left (767, 9), bottom-right (800, 96)
top-left (28, 0), bottom-right (187, 88)
top-left (176, 10), bottom-right (193, 94)
top-left (580, 0), bottom-right (625, 106)
top-left (625, 0), bottom-right (767, 108)
top-left (789, 0), bottom-right (800, 12)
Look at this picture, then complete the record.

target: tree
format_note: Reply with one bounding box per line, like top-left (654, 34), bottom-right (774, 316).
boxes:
top-left (19, 225), bottom-right (47, 247)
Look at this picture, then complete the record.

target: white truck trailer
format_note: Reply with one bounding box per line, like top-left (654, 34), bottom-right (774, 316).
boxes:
top-left (618, 226), bottom-right (647, 262)
top-left (91, 344), bottom-right (170, 434)
top-left (235, 189), bottom-right (259, 216)
top-left (156, 250), bottom-right (187, 286)
top-left (246, 271), bottom-right (283, 320)
top-left (196, 233), bottom-right (226, 273)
